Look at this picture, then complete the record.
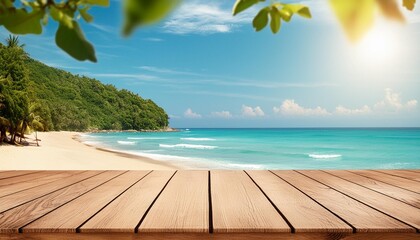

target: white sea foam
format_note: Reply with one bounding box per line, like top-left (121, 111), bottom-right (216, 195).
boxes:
top-left (180, 137), bottom-right (216, 141)
top-left (308, 154), bottom-right (342, 159)
top-left (225, 163), bottom-right (265, 170)
top-left (159, 144), bottom-right (217, 150)
top-left (117, 141), bottom-right (136, 145)
top-left (127, 137), bottom-right (167, 140)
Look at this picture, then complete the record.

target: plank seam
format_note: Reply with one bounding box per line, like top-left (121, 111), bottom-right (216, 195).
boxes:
top-left (372, 170), bottom-right (420, 183)
top-left (268, 170), bottom-right (356, 234)
top-left (208, 171), bottom-right (213, 234)
top-left (348, 170), bottom-right (420, 195)
top-left (0, 171), bottom-right (106, 214)
top-left (0, 171), bottom-right (42, 181)
top-left (76, 170), bottom-right (154, 233)
top-left (244, 170), bottom-right (295, 233)
top-left (18, 171), bottom-right (130, 233)
top-left (323, 170), bottom-right (420, 210)
top-left (295, 170), bottom-right (419, 233)
top-left (134, 171), bottom-right (177, 233)
top-left (0, 171), bottom-right (88, 199)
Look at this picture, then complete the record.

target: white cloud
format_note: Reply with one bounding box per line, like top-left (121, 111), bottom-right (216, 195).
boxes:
top-left (163, 1), bottom-right (254, 34)
top-left (211, 111), bottom-right (232, 119)
top-left (138, 66), bottom-right (200, 76)
top-left (273, 99), bottom-right (330, 116)
top-left (374, 88), bottom-right (417, 111)
top-left (142, 38), bottom-right (164, 42)
top-left (89, 23), bottom-right (117, 34)
top-left (89, 73), bottom-right (157, 81)
top-left (184, 108), bottom-right (202, 119)
top-left (242, 105), bottom-right (265, 117)
top-left (335, 105), bottom-right (371, 115)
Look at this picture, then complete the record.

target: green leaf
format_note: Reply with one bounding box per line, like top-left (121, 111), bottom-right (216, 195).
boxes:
top-left (330, 0), bottom-right (375, 42)
top-left (56, 21), bottom-right (97, 62)
top-left (270, 7), bottom-right (281, 33)
top-left (123, 0), bottom-right (181, 36)
top-left (252, 7), bottom-right (269, 31)
top-left (41, 12), bottom-right (49, 25)
top-left (83, 0), bottom-right (109, 7)
top-left (0, 9), bottom-right (44, 34)
top-left (403, 0), bottom-right (416, 10)
top-left (50, 6), bottom-right (74, 28)
top-left (80, 7), bottom-right (93, 22)
top-left (284, 4), bottom-right (311, 18)
top-left (232, 0), bottom-right (264, 16)
top-left (279, 8), bottom-right (293, 22)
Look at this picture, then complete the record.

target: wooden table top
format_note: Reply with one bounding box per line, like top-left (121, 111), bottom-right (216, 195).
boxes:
top-left (0, 170), bottom-right (419, 240)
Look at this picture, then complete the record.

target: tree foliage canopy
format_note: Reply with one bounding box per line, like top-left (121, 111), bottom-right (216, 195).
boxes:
top-left (0, 0), bottom-right (416, 62)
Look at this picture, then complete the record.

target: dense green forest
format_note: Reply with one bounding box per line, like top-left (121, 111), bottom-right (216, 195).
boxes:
top-left (0, 37), bottom-right (169, 144)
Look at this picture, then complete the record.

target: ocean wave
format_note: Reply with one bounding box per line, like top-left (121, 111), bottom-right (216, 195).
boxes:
top-left (180, 137), bottom-right (216, 141)
top-left (159, 144), bottom-right (217, 150)
top-left (308, 154), bottom-right (342, 159)
top-left (117, 141), bottom-right (136, 145)
top-left (127, 137), bottom-right (167, 140)
top-left (225, 163), bottom-right (265, 170)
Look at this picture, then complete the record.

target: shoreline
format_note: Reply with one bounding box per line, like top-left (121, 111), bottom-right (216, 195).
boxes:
top-left (0, 131), bottom-right (179, 170)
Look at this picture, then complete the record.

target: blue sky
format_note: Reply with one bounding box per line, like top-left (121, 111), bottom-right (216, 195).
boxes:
top-left (1, 0), bottom-right (420, 127)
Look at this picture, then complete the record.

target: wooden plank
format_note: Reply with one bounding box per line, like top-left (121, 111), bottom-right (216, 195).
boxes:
top-left (325, 170), bottom-right (420, 208)
top-left (81, 171), bottom-right (175, 233)
top-left (375, 170), bottom-right (420, 182)
top-left (272, 170), bottom-right (413, 233)
top-left (0, 171), bottom-right (123, 233)
top-left (3, 232), bottom-right (420, 240)
top-left (23, 171), bottom-right (150, 233)
top-left (139, 171), bottom-right (208, 233)
top-left (350, 170), bottom-right (420, 193)
top-left (0, 171), bottom-right (84, 198)
top-left (211, 170), bottom-right (290, 233)
top-left (246, 171), bottom-right (352, 233)
top-left (0, 171), bottom-right (40, 180)
top-left (0, 171), bottom-right (103, 213)
top-left (298, 170), bottom-right (420, 230)
top-left (0, 171), bottom-right (62, 188)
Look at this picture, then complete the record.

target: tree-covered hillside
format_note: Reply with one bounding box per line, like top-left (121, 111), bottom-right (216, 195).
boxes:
top-left (26, 58), bottom-right (169, 131)
top-left (0, 39), bottom-right (169, 139)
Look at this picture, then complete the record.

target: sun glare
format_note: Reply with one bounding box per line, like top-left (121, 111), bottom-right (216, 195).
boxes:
top-left (354, 21), bottom-right (402, 66)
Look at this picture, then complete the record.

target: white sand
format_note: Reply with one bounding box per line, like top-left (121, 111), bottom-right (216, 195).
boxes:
top-left (0, 131), bottom-right (177, 170)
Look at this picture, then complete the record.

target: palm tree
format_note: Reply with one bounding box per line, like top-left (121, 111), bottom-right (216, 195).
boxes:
top-left (19, 103), bottom-right (44, 146)
top-left (6, 35), bottom-right (25, 48)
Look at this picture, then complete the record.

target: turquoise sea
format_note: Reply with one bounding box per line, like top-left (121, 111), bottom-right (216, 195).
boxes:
top-left (81, 128), bottom-right (420, 169)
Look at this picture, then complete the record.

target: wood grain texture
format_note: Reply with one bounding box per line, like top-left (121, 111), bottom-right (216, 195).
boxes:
top-left (0, 171), bottom-right (104, 213)
top-left (375, 170), bottom-right (420, 182)
top-left (81, 171), bottom-right (175, 233)
top-left (0, 171), bottom-right (61, 188)
top-left (0, 171), bottom-right (121, 233)
top-left (0, 170), bottom-right (419, 238)
top-left (2, 232), bottom-right (420, 240)
top-left (0, 171), bottom-right (40, 180)
top-left (23, 171), bottom-right (149, 233)
top-left (0, 171), bottom-right (83, 198)
top-left (298, 170), bottom-right (420, 230)
top-left (211, 170), bottom-right (290, 233)
top-left (246, 171), bottom-right (352, 233)
top-left (325, 170), bottom-right (420, 208)
top-left (272, 170), bottom-right (413, 233)
top-left (139, 171), bottom-right (208, 233)
top-left (349, 170), bottom-right (420, 193)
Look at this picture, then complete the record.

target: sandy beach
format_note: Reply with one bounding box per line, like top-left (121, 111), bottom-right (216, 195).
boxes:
top-left (0, 131), bottom-right (177, 170)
